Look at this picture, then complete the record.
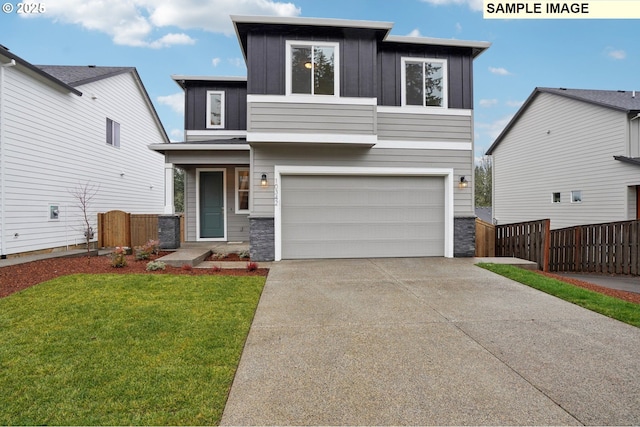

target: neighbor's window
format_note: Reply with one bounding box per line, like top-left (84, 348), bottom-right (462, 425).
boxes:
top-left (287, 41), bottom-right (338, 96)
top-left (402, 57), bottom-right (447, 107)
top-left (552, 192), bottom-right (561, 203)
top-left (206, 91), bottom-right (225, 129)
top-left (106, 118), bottom-right (120, 147)
top-left (571, 190), bottom-right (582, 203)
top-left (49, 205), bottom-right (59, 221)
top-left (235, 168), bottom-right (250, 213)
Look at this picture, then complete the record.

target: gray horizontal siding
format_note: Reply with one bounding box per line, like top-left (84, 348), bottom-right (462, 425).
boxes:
top-left (248, 102), bottom-right (376, 135)
top-left (252, 144), bottom-right (473, 217)
top-left (378, 112), bottom-right (471, 141)
top-left (492, 92), bottom-right (638, 229)
top-left (184, 166), bottom-right (250, 242)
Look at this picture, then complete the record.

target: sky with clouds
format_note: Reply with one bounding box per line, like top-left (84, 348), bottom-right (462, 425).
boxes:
top-left (2, 0), bottom-right (639, 157)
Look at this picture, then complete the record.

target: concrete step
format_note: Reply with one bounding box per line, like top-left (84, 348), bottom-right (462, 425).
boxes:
top-left (157, 248), bottom-right (211, 268)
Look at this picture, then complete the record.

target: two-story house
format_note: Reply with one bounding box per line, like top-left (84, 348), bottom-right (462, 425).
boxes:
top-left (0, 46), bottom-right (168, 257)
top-left (150, 15), bottom-right (490, 261)
top-left (487, 87), bottom-right (640, 229)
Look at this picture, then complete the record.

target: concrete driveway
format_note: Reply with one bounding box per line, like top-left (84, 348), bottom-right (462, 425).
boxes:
top-left (221, 258), bottom-right (640, 426)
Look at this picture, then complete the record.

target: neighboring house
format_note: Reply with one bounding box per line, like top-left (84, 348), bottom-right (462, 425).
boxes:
top-left (150, 15), bottom-right (490, 261)
top-left (487, 87), bottom-right (640, 229)
top-left (0, 46), bottom-right (168, 257)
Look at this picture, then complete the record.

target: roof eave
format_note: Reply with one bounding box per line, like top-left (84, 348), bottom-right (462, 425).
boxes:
top-left (0, 49), bottom-right (82, 96)
top-left (384, 35), bottom-right (491, 58)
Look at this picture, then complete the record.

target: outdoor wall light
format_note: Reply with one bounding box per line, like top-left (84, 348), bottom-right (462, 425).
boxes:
top-left (459, 176), bottom-right (468, 189)
top-left (261, 173), bottom-right (268, 188)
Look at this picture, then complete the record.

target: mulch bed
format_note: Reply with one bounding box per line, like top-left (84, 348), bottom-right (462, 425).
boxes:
top-left (536, 271), bottom-right (640, 304)
top-left (0, 252), bottom-right (268, 299)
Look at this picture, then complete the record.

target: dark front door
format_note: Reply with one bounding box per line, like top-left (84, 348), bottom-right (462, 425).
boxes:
top-left (199, 171), bottom-right (224, 238)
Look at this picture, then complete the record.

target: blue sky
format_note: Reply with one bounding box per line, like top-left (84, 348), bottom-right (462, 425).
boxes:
top-left (1, 0), bottom-right (639, 158)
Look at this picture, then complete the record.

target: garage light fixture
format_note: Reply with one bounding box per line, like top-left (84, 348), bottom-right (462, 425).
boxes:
top-left (459, 176), bottom-right (468, 189)
top-left (261, 173), bottom-right (268, 188)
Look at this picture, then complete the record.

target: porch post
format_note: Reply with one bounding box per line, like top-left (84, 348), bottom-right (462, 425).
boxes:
top-left (164, 162), bottom-right (175, 214)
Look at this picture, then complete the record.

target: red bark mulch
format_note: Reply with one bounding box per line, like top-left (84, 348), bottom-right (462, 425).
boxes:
top-left (0, 252), bottom-right (268, 299)
top-left (536, 271), bottom-right (640, 305)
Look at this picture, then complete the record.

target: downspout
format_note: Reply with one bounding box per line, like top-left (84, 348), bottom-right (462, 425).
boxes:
top-left (0, 59), bottom-right (16, 257)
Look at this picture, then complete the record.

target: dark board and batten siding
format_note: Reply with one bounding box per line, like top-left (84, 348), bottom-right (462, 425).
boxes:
top-left (246, 30), bottom-right (378, 98)
top-left (184, 81), bottom-right (247, 131)
top-left (377, 44), bottom-right (474, 109)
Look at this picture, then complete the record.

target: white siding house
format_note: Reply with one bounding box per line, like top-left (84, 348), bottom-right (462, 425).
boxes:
top-left (487, 87), bottom-right (640, 230)
top-left (0, 47), bottom-right (168, 257)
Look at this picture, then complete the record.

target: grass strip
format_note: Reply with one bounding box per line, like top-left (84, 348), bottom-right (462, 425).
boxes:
top-left (477, 263), bottom-right (640, 328)
top-left (0, 273), bottom-right (265, 426)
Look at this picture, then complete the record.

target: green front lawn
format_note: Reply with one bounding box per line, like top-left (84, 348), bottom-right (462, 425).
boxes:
top-left (478, 263), bottom-right (640, 328)
top-left (0, 274), bottom-right (265, 426)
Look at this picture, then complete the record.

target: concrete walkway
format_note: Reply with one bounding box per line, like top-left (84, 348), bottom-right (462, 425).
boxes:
top-left (221, 258), bottom-right (640, 426)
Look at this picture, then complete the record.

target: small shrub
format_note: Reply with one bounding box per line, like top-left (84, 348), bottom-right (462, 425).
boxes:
top-left (212, 252), bottom-right (226, 260)
top-left (181, 264), bottom-right (193, 271)
top-left (238, 250), bottom-right (250, 259)
top-left (146, 260), bottom-right (166, 271)
top-left (135, 239), bottom-right (160, 260)
top-left (110, 247), bottom-right (127, 268)
top-left (246, 261), bottom-right (258, 272)
top-left (211, 265), bottom-right (221, 272)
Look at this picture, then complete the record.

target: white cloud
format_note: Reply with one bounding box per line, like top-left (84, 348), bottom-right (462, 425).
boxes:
top-left (212, 57), bottom-right (221, 67)
top-left (455, 22), bottom-right (462, 33)
top-left (479, 99), bottom-right (498, 107)
top-left (157, 92), bottom-right (185, 115)
top-left (169, 128), bottom-right (183, 142)
top-left (476, 114), bottom-right (514, 141)
top-left (229, 57), bottom-right (245, 68)
top-left (506, 99), bottom-right (524, 108)
top-left (407, 28), bottom-right (423, 37)
top-left (19, 0), bottom-right (301, 47)
top-left (421, 0), bottom-right (483, 11)
top-left (489, 66), bottom-right (511, 76)
top-left (149, 33), bottom-right (196, 49)
top-left (606, 47), bottom-right (626, 60)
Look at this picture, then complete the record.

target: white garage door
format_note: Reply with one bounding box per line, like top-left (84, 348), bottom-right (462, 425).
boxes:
top-left (281, 174), bottom-right (445, 259)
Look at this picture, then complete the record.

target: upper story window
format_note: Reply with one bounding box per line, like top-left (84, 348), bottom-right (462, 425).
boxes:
top-left (206, 90), bottom-right (225, 129)
top-left (106, 118), bottom-right (120, 148)
top-left (401, 57), bottom-right (447, 108)
top-left (286, 40), bottom-right (339, 96)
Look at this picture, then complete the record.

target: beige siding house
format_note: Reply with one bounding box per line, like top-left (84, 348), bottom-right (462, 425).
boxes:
top-left (151, 15), bottom-right (490, 261)
top-left (487, 87), bottom-right (640, 229)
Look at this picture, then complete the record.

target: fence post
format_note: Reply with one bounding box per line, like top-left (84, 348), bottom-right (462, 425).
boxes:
top-left (97, 213), bottom-right (104, 249)
top-left (543, 219), bottom-right (551, 272)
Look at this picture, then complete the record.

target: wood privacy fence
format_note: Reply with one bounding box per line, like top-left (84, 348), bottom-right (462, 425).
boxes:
top-left (98, 211), bottom-right (184, 248)
top-left (493, 218), bottom-right (640, 275)
top-left (475, 219), bottom-right (495, 257)
top-left (495, 219), bottom-right (550, 271)
top-left (550, 220), bottom-right (640, 275)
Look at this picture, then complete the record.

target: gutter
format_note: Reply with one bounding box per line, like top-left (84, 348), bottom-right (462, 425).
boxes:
top-left (0, 59), bottom-right (16, 257)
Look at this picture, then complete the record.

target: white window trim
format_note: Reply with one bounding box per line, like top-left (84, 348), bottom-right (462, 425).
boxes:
top-left (195, 168), bottom-right (227, 242)
top-left (285, 40), bottom-right (340, 97)
top-left (235, 167), bottom-right (250, 214)
top-left (273, 166), bottom-right (454, 261)
top-left (571, 190), bottom-right (583, 203)
top-left (106, 118), bottom-right (120, 148)
top-left (401, 57), bottom-right (448, 109)
top-left (206, 90), bottom-right (225, 129)
top-left (552, 192), bottom-right (561, 203)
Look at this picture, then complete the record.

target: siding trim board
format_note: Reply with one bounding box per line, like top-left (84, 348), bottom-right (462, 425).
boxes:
top-left (377, 106), bottom-right (471, 116)
top-left (247, 94), bottom-right (376, 106)
top-left (247, 132), bottom-right (377, 145)
top-left (273, 165), bottom-right (454, 261)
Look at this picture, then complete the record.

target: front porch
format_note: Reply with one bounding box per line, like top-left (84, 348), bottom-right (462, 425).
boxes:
top-left (158, 241), bottom-right (250, 267)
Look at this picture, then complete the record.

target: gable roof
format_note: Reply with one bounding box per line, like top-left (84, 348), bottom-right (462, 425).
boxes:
top-left (231, 15), bottom-right (490, 63)
top-left (35, 65), bottom-right (134, 87)
top-left (486, 87), bottom-right (640, 155)
top-left (0, 45), bottom-right (82, 96)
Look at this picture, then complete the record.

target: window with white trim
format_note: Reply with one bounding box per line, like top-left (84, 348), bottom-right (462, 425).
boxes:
top-left (401, 57), bottom-right (447, 108)
top-left (571, 190), bottom-right (582, 203)
top-left (235, 168), bottom-right (250, 213)
top-left (286, 41), bottom-right (339, 96)
top-left (106, 118), bottom-right (120, 147)
top-left (206, 90), bottom-right (225, 129)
